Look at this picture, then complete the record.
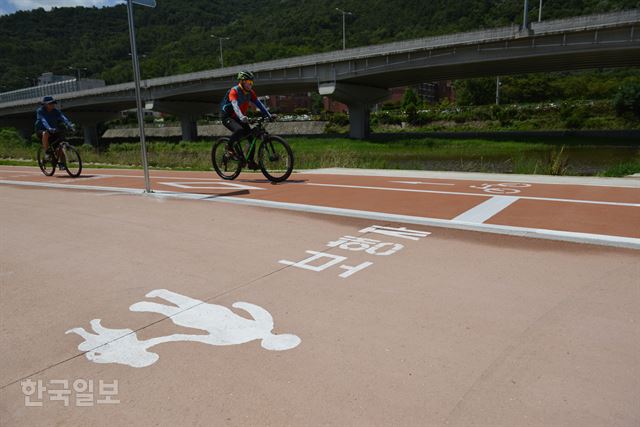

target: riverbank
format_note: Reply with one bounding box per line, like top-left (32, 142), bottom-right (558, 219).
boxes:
top-left (2, 128), bottom-right (638, 177)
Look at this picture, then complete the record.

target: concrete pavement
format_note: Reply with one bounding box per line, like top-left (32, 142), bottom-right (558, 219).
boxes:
top-left (1, 181), bottom-right (638, 426)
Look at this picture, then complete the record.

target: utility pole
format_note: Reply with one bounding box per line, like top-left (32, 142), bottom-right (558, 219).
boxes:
top-left (335, 8), bottom-right (353, 50)
top-left (496, 76), bottom-right (501, 105)
top-left (210, 35), bottom-right (230, 68)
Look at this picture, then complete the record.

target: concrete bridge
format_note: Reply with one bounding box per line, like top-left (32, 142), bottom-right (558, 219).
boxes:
top-left (0, 9), bottom-right (638, 142)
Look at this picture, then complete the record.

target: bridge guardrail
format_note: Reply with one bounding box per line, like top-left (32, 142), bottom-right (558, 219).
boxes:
top-left (0, 9), bottom-right (638, 112)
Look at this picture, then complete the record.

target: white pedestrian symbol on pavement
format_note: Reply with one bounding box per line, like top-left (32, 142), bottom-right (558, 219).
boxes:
top-left (66, 289), bottom-right (301, 368)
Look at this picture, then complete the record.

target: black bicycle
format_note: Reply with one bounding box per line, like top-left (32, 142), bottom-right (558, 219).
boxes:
top-left (211, 117), bottom-right (294, 182)
top-left (36, 129), bottom-right (82, 178)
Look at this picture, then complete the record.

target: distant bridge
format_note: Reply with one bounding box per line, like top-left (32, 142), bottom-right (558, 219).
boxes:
top-left (1, 9), bottom-right (638, 141)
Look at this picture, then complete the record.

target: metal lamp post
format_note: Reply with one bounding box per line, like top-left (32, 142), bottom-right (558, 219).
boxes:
top-left (538, 0), bottom-right (543, 22)
top-left (335, 8), bottom-right (353, 50)
top-left (210, 35), bottom-right (230, 68)
top-left (523, 0), bottom-right (530, 30)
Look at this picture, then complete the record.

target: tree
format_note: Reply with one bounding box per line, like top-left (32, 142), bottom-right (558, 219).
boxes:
top-left (0, 0), bottom-right (638, 90)
top-left (310, 93), bottom-right (324, 114)
top-left (402, 88), bottom-right (419, 108)
top-left (455, 78), bottom-right (495, 106)
top-left (613, 81), bottom-right (640, 119)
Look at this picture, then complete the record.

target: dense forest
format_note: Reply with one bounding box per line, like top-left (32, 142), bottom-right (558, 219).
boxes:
top-left (0, 0), bottom-right (638, 93)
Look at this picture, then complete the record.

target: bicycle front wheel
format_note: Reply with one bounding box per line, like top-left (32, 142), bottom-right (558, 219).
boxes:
top-left (37, 146), bottom-right (56, 176)
top-left (61, 144), bottom-right (82, 177)
top-left (258, 136), bottom-right (293, 182)
top-left (212, 137), bottom-right (242, 180)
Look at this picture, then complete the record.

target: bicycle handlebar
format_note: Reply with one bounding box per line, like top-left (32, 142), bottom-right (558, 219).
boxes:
top-left (249, 115), bottom-right (276, 125)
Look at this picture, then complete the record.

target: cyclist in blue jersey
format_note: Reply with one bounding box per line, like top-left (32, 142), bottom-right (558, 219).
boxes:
top-left (220, 71), bottom-right (274, 169)
top-left (35, 96), bottom-right (75, 164)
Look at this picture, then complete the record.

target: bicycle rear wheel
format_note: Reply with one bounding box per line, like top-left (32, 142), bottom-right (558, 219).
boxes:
top-left (211, 137), bottom-right (242, 180)
top-left (258, 136), bottom-right (294, 182)
top-left (37, 146), bottom-right (56, 176)
top-left (61, 143), bottom-right (82, 177)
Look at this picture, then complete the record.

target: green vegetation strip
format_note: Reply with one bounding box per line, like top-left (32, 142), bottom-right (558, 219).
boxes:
top-left (1, 129), bottom-right (638, 177)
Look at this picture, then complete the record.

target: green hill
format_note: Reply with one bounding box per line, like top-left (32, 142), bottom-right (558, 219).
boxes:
top-left (0, 0), bottom-right (637, 92)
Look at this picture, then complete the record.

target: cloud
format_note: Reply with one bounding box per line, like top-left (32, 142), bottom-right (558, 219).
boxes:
top-left (7, 0), bottom-right (122, 11)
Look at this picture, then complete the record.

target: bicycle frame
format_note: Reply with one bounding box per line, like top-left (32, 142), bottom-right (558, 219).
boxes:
top-left (48, 140), bottom-right (68, 162)
top-left (232, 119), bottom-right (268, 164)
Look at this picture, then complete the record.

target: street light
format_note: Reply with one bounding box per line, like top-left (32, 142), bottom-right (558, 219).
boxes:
top-left (210, 35), bottom-right (230, 68)
top-left (538, 0), bottom-right (543, 22)
top-left (335, 8), bottom-right (353, 50)
top-left (522, 0), bottom-right (529, 30)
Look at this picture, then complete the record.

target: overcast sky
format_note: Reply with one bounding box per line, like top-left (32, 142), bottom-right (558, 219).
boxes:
top-left (0, 0), bottom-right (122, 15)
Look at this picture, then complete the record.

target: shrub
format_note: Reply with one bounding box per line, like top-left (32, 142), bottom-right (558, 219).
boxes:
top-left (405, 104), bottom-right (418, 124)
top-left (414, 111), bottom-right (437, 126)
top-left (613, 81), bottom-right (640, 119)
top-left (328, 112), bottom-right (349, 126)
top-left (563, 105), bottom-right (591, 129)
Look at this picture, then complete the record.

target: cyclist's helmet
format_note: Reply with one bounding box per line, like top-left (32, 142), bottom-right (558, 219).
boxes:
top-left (41, 95), bottom-right (57, 105)
top-left (237, 70), bottom-right (255, 81)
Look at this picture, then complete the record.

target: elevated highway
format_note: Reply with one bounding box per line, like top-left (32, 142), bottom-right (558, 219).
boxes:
top-left (1, 9), bottom-right (638, 142)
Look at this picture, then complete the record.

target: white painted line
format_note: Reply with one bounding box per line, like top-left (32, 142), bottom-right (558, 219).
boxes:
top-left (306, 183), bottom-right (640, 207)
top-left (453, 196), bottom-right (519, 223)
top-left (104, 174), bottom-right (229, 181)
top-left (159, 181), bottom-right (266, 191)
top-left (0, 180), bottom-right (146, 195)
top-left (300, 168), bottom-right (640, 188)
top-left (2, 179), bottom-right (638, 250)
top-left (0, 167), bottom-right (253, 181)
top-left (390, 180), bottom-right (456, 186)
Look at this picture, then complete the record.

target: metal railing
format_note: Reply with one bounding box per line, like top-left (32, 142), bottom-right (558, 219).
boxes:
top-left (0, 78), bottom-right (106, 103)
top-left (0, 10), bottom-right (637, 110)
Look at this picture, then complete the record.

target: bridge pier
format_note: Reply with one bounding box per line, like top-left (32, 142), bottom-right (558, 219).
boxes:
top-left (180, 116), bottom-right (199, 141)
top-left (319, 82), bottom-right (389, 139)
top-left (148, 101), bottom-right (217, 141)
top-left (73, 112), bottom-right (121, 147)
top-left (344, 103), bottom-right (372, 140)
top-left (83, 125), bottom-right (99, 146)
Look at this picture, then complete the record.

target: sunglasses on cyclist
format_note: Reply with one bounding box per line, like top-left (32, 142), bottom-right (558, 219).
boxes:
top-left (243, 79), bottom-right (254, 86)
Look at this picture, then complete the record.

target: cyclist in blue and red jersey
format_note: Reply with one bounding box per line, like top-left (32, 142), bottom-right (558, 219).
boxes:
top-left (220, 70), bottom-right (273, 169)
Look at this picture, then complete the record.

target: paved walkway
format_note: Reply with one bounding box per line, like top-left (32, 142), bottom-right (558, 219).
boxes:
top-left (1, 168), bottom-right (639, 426)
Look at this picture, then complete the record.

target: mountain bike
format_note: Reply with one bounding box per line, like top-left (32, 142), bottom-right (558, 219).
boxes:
top-left (36, 129), bottom-right (82, 178)
top-left (211, 117), bottom-right (294, 182)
